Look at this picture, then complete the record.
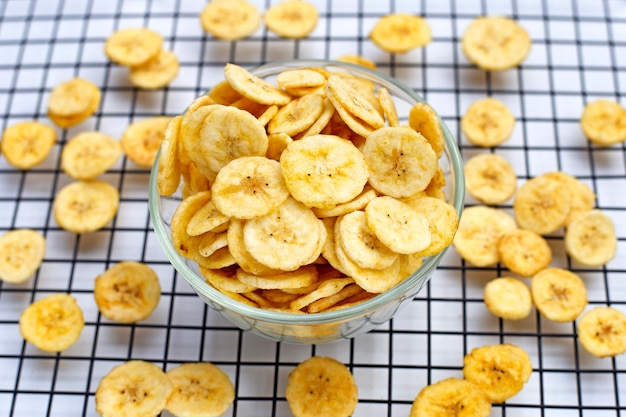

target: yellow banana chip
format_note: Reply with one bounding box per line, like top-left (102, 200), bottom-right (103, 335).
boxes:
top-left (276, 69), bottom-right (327, 90)
top-left (199, 0), bottom-right (260, 40)
top-left (497, 229), bottom-right (552, 277)
top-left (129, 49), bottom-right (179, 90)
top-left (580, 99), bottom-right (626, 146)
top-left (483, 276), bottom-right (532, 320)
top-left (19, 293), bottom-right (84, 352)
top-left (408, 102), bottom-right (445, 157)
top-left (336, 54), bottom-right (377, 70)
top-left (105, 27), bottom-right (163, 67)
top-left (461, 97), bottom-right (515, 147)
top-left (266, 132), bottom-right (293, 161)
top-left (0, 229), bottom-right (46, 284)
top-left (370, 13), bottom-right (432, 53)
top-left (464, 153), bottom-right (517, 204)
top-left (268, 93), bottom-right (325, 136)
top-left (306, 283), bottom-right (363, 313)
top-left (235, 264), bottom-right (318, 291)
top-left (531, 267), bottom-right (588, 322)
top-left (564, 209), bottom-right (617, 267)
top-left (377, 87), bottom-right (399, 127)
top-left (326, 75), bottom-right (385, 129)
top-left (1, 121), bottom-right (57, 170)
top-left (47, 77), bottom-right (101, 128)
top-left (410, 377), bottom-right (491, 417)
top-left (264, 0), bottom-right (319, 39)
top-left (157, 116), bottom-right (183, 196)
top-left (313, 187), bottom-right (376, 218)
top-left (224, 63), bottom-right (291, 106)
top-left (121, 116), bottom-right (173, 168)
top-left (543, 171), bottom-right (595, 226)
top-left (61, 131), bottom-right (121, 180)
top-left (578, 306), bottom-right (626, 358)
top-left (407, 195), bottom-right (460, 258)
top-left (289, 277), bottom-right (355, 311)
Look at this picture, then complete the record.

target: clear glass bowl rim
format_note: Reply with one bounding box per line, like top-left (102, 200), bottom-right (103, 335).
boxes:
top-left (149, 58), bottom-right (465, 326)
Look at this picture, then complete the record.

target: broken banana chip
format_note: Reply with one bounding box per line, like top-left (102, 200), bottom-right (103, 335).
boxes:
top-left (461, 97), bottom-right (515, 147)
top-left (580, 99), bottom-right (626, 146)
top-left (463, 153), bottom-right (517, 205)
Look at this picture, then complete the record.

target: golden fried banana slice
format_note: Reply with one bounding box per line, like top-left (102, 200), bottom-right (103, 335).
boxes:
top-left (326, 94), bottom-right (376, 138)
top-left (227, 219), bottom-right (281, 276)
top-left (276, 69), bottom-right (327, 90)
top-left (47, 77), bottom-right (101, 127)
top-left (264, 0), bottom-right (319, 39)
top-left (105, 27), bottom-right (163, 67)
top-left (578, 306), bottom-right (626, 358)
top-left (121, 116), bottom-right (172, 168)
top-left (326, 75), bottom-right (384, 129)
top-left (306, 283), bottom-right (363, 313)
top-left (224, 63), bottom-right (291, 105)
top-left (497, 229), bottom-right (552, 277)
top-left (484, 276), bottom-right (532, 320)
top-left (95, 360), bottom-right (173, 417)
top-left (266, 132), bottom-right (293, 161)
top-left (207, 80), bottom-right (242, 105)
top-left (129, 49), bottom-right (179, 89)
top-left (289, 277), bottom-right (355, 311)
top-left (452, 205), bottom-right (517, 267)
top-left (408, 102), bottom-right (445, 158)
top-left (462, 16), bottom-right (532, 71)
top-left (19, 293), bottom-right (84, 352)
top-left (201, 267), bottom-right (257, 293)
top-left (531, 267), bottom-right (588, 322)
top-left (186, 94), bottom-right (216, 113)
top-left (186, 199), bottom-right (229, 237)
top-left (565, 209), bottom-right (617, 267)
top-left (463, 343), bottom-right (533, 403)
top-left (280, 134), bottom-right (369, 209)
top-left (165, 362), bottom-right (235, 417)
top-left (463, 153), bottom-right (517, 205)
top-left (336, 54), bottom-right (378, 70)
top-left (157, 116), bottom-right (183, 196)
top-left (285, 356), bottom-right (358, 417)
top-left (199, 0), bottom-right (260, 40)
top-left (94, 261), bottom-right (161, 323)
top-left (268, 93), bottom-right (325, 136)
top-left (236, 264), bottom-right (318, 290)
top-left (513, 173), bottom-right (572, 235)
top-left (0, 229), bottom-right (46, 284)
top-left (409, 377), bottom-right (491, 417)
top-left (363, 126), bottom-right (438, 198)
top-left (61, 131), bottom-right (122, 180)
top-left (461, 97), bottom-right (515, 147)
top-left (53, 180), bottom-right (120, 233)
top-left (543, 171), bottom-right (595, 226)
top-left (1, 121), bottom-right (57, 170)
top-left (313, 186), bottom-right (376, 218)
top-left (580, 99), bottom-right (626, 146)
top-left (365, 196), bottom-right (431, 254)
top-left (406, 195), bottom-right (459, 258)
top-left (376, 87), bottom-right (399, 127)
top-left (370, 13), bottom-right (432, 53)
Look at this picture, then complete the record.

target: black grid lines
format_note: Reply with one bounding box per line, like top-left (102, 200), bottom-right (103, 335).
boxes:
top-left (1, 0), bottom-right (626, 416)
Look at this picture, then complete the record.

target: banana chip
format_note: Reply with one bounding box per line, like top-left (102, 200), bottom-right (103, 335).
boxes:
top-left (199, 0), bottom-right (260, 40)
top-left (0, 229), bottom-right (46, 284)
top-left (336, 54), bottom-right (377, 70)
top-left (105, 27), bottom-right (163, 67)
top-left (370, 13), bottom-right (432, 53)
top-left (224, 63), bottom-right (291, 106)
top-left (377, 87), bottom-right (399, 127)
top-left (409, 377), bottom-right (491, 417)
top-left (268, 93), bottom-right (325, 136)
top-left (531, 267), bottom-right (588, 322)
top-left (578, 307), bottom-right (626, 358)
top-left (289, 277), bottom-right (355, 311)
top-left (53, 180), bottom-right (120, 233)
top-left (484, 276), bottom-right (532, 320)
top-left (94, 261), bottom-right (161, 323)
top-left (580, 99), bottom-right (626, 146)
top-left (407, 195), bottom-right (460, 258)
top-left (19, 293), bottom-right (84, 352)
top-left (497, 229), bottom-right (552, 277)
top-left (464, 153), bottom-right (517, 205)
top-left (461, 97), bottom-right (515, 147)
top-left (157, 116), bottom-right (183, 196)
top-left (121, 116), bottom-right (173, 168)
top-left (129, 49), bottom-right (179, 89)
top-left (408, 102), bottom-right (445, 158)
top-left (326, 75), bottom-right (384, 129)
top-left (543, 171), bottom-right (595, 226)
top-left (236, 265), bottom-right (318, 291)
top-left (1, 121), bottom-right (56, 170)
top-left (276, 69), bottom-right (327, 90)
top-left (264, 0), bottom-right (319, 39)
top-left (47, 77), bottom-right (101, 128)
top-left (61, 131), bottom-right (121, 180)
top-left (285, 356), bottom-right (358, 417)
top-left (565, 209), bottom-right (617, 267)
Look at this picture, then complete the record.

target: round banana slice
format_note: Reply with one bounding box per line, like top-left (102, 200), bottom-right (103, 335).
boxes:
top-left (94, 261), bottom-right (161, 323)
top-left (580, 99), bottom-right (626, 146)
top-left (463, 153), bottom-right (517, 205)
top-left (227, 219), bottom-right (281, 276)
top-left (452, 205), bottom-right (517, 267)
top-left (543, 171), bottom-right (595, 226)
top-left (157, 116), bottom-right (183, 197)
top-left (280, 134), bottom-right (369, 209)
top-left (0, 229), bottom-right (46, 284)
top-left (95, 360), bottom-right (173, 417)
top-left (19, 293), bottom-right (84, 352)
top-left (53, 180), bottom-right (120, 233)
top-left (264, 0), bottom-right (319, 39)
top-left (1, 121), bottom-right (57, 170)
top-left (285, 356), bottom-right (358, 417)
top-left (531, 267), bottom-right (588, 322)
top-left (409, 377), bottom-right (491, 417)
top-left (497, 229), bottom-right (552, 277)
top-left (326, 75), bottom-right (385, 130)
top-left (408, 102), bottom-right (445, 158)
top-left (276, 69), bottom-right (327, 90)
top-left (365, 196), bottom-right (431, 254)
top-left (243, 197), bottom-right (325, 271)
top-left (121, 116), bottom-right (173, 168)
top-left (565, 209), bottom-right (617, 267)
top-left (370, 13), bottom-right (432, 53)
top-left (336, 54), bottom-right (378, 70)
top-left (47, 77), bottom-right (101, 128)
top-left (129, 49), bottom-right (179, 90)
top-left (577, 306), bottom-right (626, 358)
top-left (165, 362), bottom-right (235, 417)
top-left (200, 0), bottom-right (260, 41)
top-left (224, 63), bottom-right (291, 106)
top-left (405, 195), bottom-right (460, 258)
top-left (268, 93), bottom-right (325, 136)
top-left (461, 16), bottom-right (532, 71)
top-left (61, 131), bottom-right (121, 180)
top-left (201, 267), bottom-right (257, 293)
top-left (484, 276), bottom-right (532, 320)
top-left (513, 173), bottom-right (572, 235)
top-left (104, 27), bottom-right (163, 67)
top-left (362, 126), bottom-right (438, 198)
top-left (461, 97), bottom-right (515, 147)
top-left (463, 343), bottom-right (533, 403)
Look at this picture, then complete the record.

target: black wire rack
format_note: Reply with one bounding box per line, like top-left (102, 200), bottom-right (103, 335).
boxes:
top-left (1, 0), bottom-right (625, 416)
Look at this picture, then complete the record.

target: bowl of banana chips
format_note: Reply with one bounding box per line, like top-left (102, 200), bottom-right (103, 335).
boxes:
top-left (149, 59), bottom-right (464, 344)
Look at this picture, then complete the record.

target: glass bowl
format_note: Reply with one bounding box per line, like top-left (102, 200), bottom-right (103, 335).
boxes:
top-left (149, 59), bottom-right (465, 344)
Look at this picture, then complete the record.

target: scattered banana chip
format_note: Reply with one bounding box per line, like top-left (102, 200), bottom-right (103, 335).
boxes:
top-left (0, 229), bottom-right (46, 284)
top-left (268, 93), bottom-right (325, 136)
top-left (463, 343), bottom-right (533, 403)
top-left (462, 16), bottom-right (532, 71)
top-left (121, 116), bottom-right (173, 168)
top-left (484, 276), bottom-right (532, 320)
top-left (577, 306), bottom-right (626, 358)
top-left (94, 261), bottom-right (161, 323)
top-left (19, 293), bottom-right (84, 352)
top-left (61, 131), bottom-right (121, 180)
top-left (129, 49), bottom-right (179, 89)
top-left (200, 0), bottom-right (260, 40)
top-left (47, 77), bottom-right (101, 128)
top-left (409, 377), bottom-right (491, 417)
top-left (370, 13), bottom-right (432, 53)
top-left (580, 99), bottom-right (626, 146)
top-left (461, 97), bottom-right (515, 147)
top-left (276, 69), bottom-right (327, 90)
top-left (285, 356), bottom-right (358, 417)
top-left (1, 121), bottom-right (56, 170)
top-left (264, 0), bottom-right (319, 39)
top-left (165, 362), bottom-right (235, 417)
top-left (53, 179), bottom-right (120, 233)
top-left (498, 229), bottom-right (552, 277)
top-left (105, 27), bottom-right (163, 67)
top-left (543, 171), bottom-right (595, 226)
top-left (95, 360), bottom-right (173, 417)
top-left (464, 153), bottom-right (517, 204)
top-left (564, 209), bottom-right (617, 267)
top-left (531, 267), bottom-right (588, 322)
